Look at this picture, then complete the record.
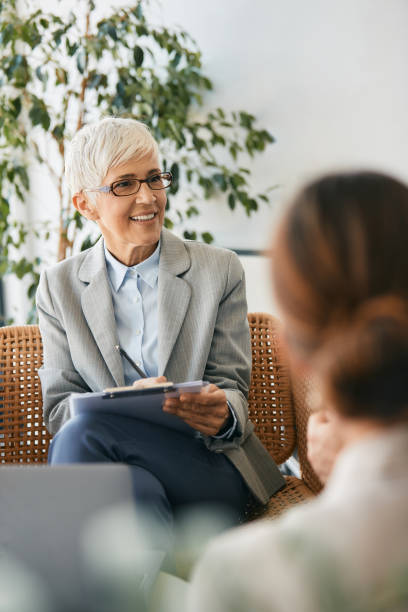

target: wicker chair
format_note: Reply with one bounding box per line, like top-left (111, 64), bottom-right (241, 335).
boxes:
top-left (0, 317), bottom-right (322, 517)
top-left (0, 325), bottom-right (51, 463)
top-left (247, 312), bottom-right (322, 518)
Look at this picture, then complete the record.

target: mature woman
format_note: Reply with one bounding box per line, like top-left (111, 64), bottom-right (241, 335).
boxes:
top-left (36, 117), bottom-right (284, 533)
top-left (189, 171), bottom-right (408, 611)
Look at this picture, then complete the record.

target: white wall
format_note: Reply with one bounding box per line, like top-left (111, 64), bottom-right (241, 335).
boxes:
top-left (159, 0), bottom-right (408, 249)
top-left (4, 0), bottom-right (408, 321)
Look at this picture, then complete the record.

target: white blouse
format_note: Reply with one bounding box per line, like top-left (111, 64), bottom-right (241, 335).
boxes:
top-left (189, 425), bottom-right (408, 612)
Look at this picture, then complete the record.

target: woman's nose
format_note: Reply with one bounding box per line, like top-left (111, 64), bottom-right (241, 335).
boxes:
top-left (136, 181), bottom-right (157, 202)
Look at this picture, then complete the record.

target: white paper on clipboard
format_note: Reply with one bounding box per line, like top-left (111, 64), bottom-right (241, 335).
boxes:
top-left (69, 380), bottom-right (209, 436)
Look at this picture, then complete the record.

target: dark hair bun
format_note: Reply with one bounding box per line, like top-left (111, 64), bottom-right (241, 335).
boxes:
top-left (316, 296), bottom-right (408, 421)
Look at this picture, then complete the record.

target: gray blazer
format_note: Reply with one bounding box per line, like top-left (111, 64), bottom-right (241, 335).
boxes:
top-left (36, 229), bottom-right (284, 503)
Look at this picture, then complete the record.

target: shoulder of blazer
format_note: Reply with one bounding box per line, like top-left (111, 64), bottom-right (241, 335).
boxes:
top-left (160, 228), bottom-right (239, 274)
top-left (42, 237), bottom-right (104, 275)
top-left (42, 238), bottom-right (105, 286)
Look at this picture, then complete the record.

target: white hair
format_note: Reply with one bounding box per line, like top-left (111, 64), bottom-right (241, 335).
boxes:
top-left (65, 117), bottom-right (159, 195)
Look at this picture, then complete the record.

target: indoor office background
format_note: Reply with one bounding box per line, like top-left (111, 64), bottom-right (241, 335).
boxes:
top-left (2, 0), bottom-right (408, 322)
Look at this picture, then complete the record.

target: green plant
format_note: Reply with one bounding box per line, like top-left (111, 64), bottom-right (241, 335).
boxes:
top-left (0, 0), bottom-right (275, 322)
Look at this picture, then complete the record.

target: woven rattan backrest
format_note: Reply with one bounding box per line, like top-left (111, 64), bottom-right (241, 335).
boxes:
top-left (291, 373), bottom-right (323, 494)
top-left (0, 325), bottom-right (51, 463)
top-left (247, 312), bottom-right (296, 465)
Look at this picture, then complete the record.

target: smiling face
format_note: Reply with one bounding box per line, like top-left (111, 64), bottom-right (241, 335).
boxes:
top-left (74, 152), bottom-right (167, 266)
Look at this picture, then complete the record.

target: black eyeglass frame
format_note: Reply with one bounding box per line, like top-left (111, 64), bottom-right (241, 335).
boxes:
top-left (83, 171), bottom-right (173, 197)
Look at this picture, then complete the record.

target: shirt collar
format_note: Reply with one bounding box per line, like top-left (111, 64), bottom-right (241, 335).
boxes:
top-left (104, 241), bottom-right (160, 292)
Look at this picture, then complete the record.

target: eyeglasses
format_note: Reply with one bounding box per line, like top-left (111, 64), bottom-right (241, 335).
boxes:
top-left (83, 172), bottom-right (173, 197)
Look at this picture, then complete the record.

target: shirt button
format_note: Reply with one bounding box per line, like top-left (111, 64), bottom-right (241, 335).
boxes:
top-left (136, 361), bottom-right (141, 367)
top-left (133, 296), bottom-right (140, 303)
top-left (135, 330), bottom-right (141, 336)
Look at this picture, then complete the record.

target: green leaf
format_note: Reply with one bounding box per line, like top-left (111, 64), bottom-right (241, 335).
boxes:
top-left (35, 66), bottom-right (46, 82)
top-left (55, 67), bottom-right (68, 84)
top-left (170, 52), bottom-right (181, 68)
top-left (66, 40), bottom-right (78, 56)
top-left (6, 54), bottom-right (29, 87)
top-left (12, 258), bottom-right (31, 279)
top-left (239, 111), bottom-right (255, 129)
top-left (135, 3), bottom-right (143, 19)
top-left (229, 144), bottom-right (238, 161)
top-left (133, 45), bottom-right (144, 67)
top-left (52, 124), bottom-right (64, 141)
top-left (198, 176), bottom-right (214, 199)
top-left (230, 174), bottom-right (246, 189)
top-left (164, 217), bottom-right (174, 229)
top-left (107, 25), bottom-right (118, 41)
top-left (170, 162), bottom-right (179, 182)
top-left (10, 96), bottom-right (21, 118)
top-left (88, 72), bottom-right (105, 88)
top-left (0, 260), bottom-right (8, 276)
top-left (236, 189), bottom-right (248, 202)
top-left (135, 24), bottom-right (148, 37)
top-left (76, 49), bottom-right (86, 74)
top-left (0, 23), bottom-right (14, 46)
top-left (80, 235), bottom-right (99, 251)
top-left (186, 205), bottom-right (199, 218)
top-left (29, 99), bottom-right (50, 130)
top-left (213, 173), bottom-right (227, 191)
top-left (53, 28), bottom-right (65, 46)
top-left (21, 22), bottom-right (41, 48)
top-left (183, 230), bottom-right (197, 241)
top-left (261, 129), bottom-right (275, 144)
top-left (201, 232), bottom-right (213, 244)
top-left (27, 282), bottom-right (38, 299)
top-left (73, 210), bottom-right (83, 229)
top-left (15, 165), bottom-right (29, 190)
top-left (249, 198), bottom-right (258, 212)
top-left (202, 77), bottom-right (212, 90)
top-left (228, 193), bottom-right (236, 210)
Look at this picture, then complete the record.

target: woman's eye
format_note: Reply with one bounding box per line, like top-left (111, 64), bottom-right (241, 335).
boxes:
top-left (116, 180), bottom-right (133, 188)
top-left (149, 174), bottom-right (162, 183)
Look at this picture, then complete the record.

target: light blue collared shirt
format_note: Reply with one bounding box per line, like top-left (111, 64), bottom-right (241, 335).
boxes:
top-left (104, 242), bottom-right (237, 439)
top-left (105, 243), bottom-right (160, 385)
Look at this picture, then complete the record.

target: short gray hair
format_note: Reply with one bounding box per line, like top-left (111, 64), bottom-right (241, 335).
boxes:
top-left (65, 117), bottom-right (159, 195)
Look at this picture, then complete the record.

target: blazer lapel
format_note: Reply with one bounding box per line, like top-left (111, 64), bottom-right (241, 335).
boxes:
top-left (79, 239), bottom-right (124, 386)
top-left (158, 230), bottom-right (192, 375)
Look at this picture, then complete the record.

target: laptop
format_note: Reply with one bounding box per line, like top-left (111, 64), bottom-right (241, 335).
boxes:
top-left (0, 464), bottom-right (161, 612)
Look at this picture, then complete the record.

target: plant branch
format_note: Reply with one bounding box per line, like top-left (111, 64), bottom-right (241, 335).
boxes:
top-left (76, 9), bottom-right (91, 132)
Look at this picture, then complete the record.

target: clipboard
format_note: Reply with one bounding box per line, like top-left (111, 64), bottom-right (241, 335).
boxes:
top-left (69, 380), bottom-right (209, 436)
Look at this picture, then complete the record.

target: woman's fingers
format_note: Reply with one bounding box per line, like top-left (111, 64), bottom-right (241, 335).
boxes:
top-left (163, 391), bottom-right (229, 435)
top-left (132, 375), bottom-right (167, 389)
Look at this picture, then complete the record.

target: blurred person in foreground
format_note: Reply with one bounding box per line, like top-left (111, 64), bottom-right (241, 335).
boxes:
top-left (189, 171), bottom-right (408, 612)
top-left (36, 117), bottom-right (284, 544)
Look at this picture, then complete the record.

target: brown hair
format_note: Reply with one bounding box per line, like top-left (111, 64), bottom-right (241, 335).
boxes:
top-left (272, 171), bottom-right (408, 422)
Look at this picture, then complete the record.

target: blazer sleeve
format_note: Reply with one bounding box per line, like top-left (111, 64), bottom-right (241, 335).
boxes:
top-left (36, 270), bottom-right (91, 434)
top-left (202, 251), bottom-right (252, 452)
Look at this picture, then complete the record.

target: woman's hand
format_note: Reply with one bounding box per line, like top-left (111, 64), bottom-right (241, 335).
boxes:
top-left (163, 384), bottom-right (230, 436)
top-left (307, 410), bottom-right (344, 484)
top-left (132, 376), bottom-right (168, 389)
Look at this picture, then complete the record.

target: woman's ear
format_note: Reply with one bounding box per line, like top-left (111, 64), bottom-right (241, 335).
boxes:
top-left (72, 192), bottom-right (99, 221)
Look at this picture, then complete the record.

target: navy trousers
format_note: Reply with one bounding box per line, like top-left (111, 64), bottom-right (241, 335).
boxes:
top-left (48, 413), bottom-right (250, 535)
